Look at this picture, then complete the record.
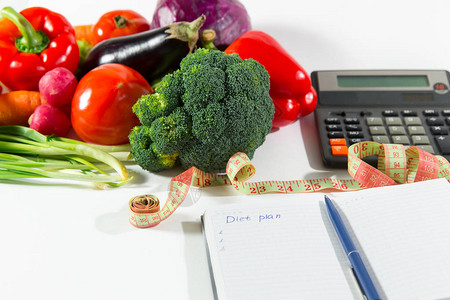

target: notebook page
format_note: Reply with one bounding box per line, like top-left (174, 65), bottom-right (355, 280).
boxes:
top-left (332, 178), bottom-right (450, 300)
top-left (203, 197), bottom-right (360, 300)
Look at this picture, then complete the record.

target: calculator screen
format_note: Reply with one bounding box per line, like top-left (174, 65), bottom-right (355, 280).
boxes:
top-left (337, 75), bottom-right (429, 88)
top-left (313, 70), bottom-right (450, 107)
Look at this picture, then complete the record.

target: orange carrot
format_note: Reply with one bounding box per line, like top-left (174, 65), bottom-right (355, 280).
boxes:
top-left (0, 91), bottom-right (44, 126)
top-left (74, 24), bottom-right (96, 45)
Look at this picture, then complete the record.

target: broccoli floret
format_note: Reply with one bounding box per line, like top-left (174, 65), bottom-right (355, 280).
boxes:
top-left (226, 58), bottom-right (270, 98)
top-left (132, 93), bottom-right (177, 126)
top-left (149, 107), bottom-right (192, 155)
top-left (129, 126), bottom-right (178, 172)
top-left (156, 69), bottom-right (184, 103)
top-left (132, 70), bottom-right (183, 126)
top-left (180, 48), bottom-right (243, 72)
top-left (181, 64), bottom-right (226, 113)
top-left (129, 48), bottom-right (274, 173)
top-left (191, 102), bottom-right (226, 144)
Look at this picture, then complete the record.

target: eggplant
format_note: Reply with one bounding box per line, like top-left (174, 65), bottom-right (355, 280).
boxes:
top-left (79, 15), bottom-right (206, 84)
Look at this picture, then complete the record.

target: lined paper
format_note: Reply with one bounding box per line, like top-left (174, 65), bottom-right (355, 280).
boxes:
top-left (203, 197), bottom-right (359, 300)
top-left (332, 178), bottom-right (450, 300)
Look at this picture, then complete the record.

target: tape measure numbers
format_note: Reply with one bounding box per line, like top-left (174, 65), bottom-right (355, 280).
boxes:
top-left (129, 142), bottom-right (450, 228)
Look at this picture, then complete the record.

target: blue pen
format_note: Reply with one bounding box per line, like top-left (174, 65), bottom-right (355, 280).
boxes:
top-left (325, 195), bottom-right (381, 300)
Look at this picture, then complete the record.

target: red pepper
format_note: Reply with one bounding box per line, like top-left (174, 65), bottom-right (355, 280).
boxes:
top-left (0, 7), bottom-right (79, 91)
top-left (272, 98), bottom-right (300, 128)
top-left (225, 30), bottom-right (317, 128)
top-left (91, 10), bottom-right (150, 44)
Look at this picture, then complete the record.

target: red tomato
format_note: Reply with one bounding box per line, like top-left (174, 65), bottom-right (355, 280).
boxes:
top-left (71, 63), bottom-right (153, 145)
top-left (272, 98), bottom-right (301, 128)
top-left (92, 10), bottom-right (150, 44)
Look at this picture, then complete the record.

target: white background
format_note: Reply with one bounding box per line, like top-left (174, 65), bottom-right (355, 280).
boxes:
top-left (2, 0), bottom-right (450, 299)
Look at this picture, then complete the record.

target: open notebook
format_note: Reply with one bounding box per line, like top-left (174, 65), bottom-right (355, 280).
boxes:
top-left (202, 178), bottom-right (450, 300)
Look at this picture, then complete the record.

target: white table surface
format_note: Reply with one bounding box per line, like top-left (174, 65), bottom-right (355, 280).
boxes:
top-left (2, 0), bottom-right (450, 299)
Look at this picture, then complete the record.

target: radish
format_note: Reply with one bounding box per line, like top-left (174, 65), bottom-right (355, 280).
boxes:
top-left (38, 67), bottom-right (78, 108)
top-left (29, 104), bottom-right (72, 137)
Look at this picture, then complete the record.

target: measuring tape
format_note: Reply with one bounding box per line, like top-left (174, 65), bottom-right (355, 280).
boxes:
top-left (129, 142), bottom-right (450, 228)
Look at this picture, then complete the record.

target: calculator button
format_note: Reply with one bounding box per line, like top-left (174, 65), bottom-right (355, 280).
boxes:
top-left (442, 110), bottom-right (450, 116)
top-left (392, 135), bottom-right (410, 145)
top-left (426, 117), bottom-right (444, 126)
top-left (411, 135), bottom-right (430, 145)
top-left (372, 136), bottom-right (390, 143)
top-left (408, 126), bottom-right (426, 135)
top-left (331, 146), bottom-right (348, 156)
top-left (366, 117), bottom-right (383, 126)
top-left (329, 138), bottom-right (346, 146)
top-left (401, 110), bottom-right (417, 116)
top-left (388, 126), bottom-right (406, 135)
top-left (326, 124), bottom-right (343, 131)
top-left (325, 117), bottom-right (340, 124)
top-left (347, 131), bottom-right (364, 138)
top-left (382, 110), bottom-right (398, 116)
top-left (404, 117), bottom-right (422, 126)
top-left (435, 136), bottom-right (450, 154)
top-left (385, 117), bottom-right (402, 126)
top-left (345, 124), bottom-right (362, 131)
top-left (348, 138), bottom-right (362, 145)
top-left (430, 126), bottom-right (449, 135)
top-left (445, 117), bottom-right (450, 126)
top-left (423, 109), bottom-right (439, 116)
top-left (344, 117), bottom-right (359, 124)
top-left (415, 145), bottom-right (435, 154)
top-left (369, 126), bottom-right (387, 135)
top-left (328, 132), bottom-right (344, 138)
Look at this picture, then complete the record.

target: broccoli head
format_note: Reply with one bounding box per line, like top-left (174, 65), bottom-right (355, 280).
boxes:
top-left (129, 48), bottom-right (274, 173)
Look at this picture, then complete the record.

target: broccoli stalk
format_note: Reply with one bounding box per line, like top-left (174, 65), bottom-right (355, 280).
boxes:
top-left (0, 126), bottom-right (132, 187)
top-left (130, 48), bottom-right (274, 173)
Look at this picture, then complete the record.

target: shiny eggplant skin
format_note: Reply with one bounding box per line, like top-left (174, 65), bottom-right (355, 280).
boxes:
top-left (79, 15), bottom-right (206, 84)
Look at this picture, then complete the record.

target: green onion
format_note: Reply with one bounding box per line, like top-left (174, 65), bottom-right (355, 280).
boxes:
top-left (0, 126), bottom-right (133, 187)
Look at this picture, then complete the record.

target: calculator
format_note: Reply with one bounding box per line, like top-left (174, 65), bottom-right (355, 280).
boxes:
top-left (312, 70), bottom-right (450, 168)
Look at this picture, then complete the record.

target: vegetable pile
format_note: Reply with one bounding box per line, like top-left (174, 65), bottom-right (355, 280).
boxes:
top-left (0, 1), bottom-right (319, 186)
top-left (129, 48), bottom-right (274, 172)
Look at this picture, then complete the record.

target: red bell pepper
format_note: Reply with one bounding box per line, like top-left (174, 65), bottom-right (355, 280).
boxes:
top-left (0, 6), bottom-right (79, 91)
top-left (225, 30), bottom-right (317, 128)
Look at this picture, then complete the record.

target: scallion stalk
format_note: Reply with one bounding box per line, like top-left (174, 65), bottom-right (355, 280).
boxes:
top-left (0, 126), bottom-right (133, 187)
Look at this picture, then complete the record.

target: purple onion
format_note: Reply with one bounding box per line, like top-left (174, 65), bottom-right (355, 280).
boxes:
top-left (151, 0), bottom-right (252, 50)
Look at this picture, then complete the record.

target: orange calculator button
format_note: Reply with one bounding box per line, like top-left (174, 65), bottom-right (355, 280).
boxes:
top-left (331, 145), bottom-right (348, 156)
top-left (329, 138), bottom-right (347, 146)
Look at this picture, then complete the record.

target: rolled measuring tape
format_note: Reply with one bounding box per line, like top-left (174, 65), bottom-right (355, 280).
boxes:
top-left (129, 142), bottom-right (450, 228)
